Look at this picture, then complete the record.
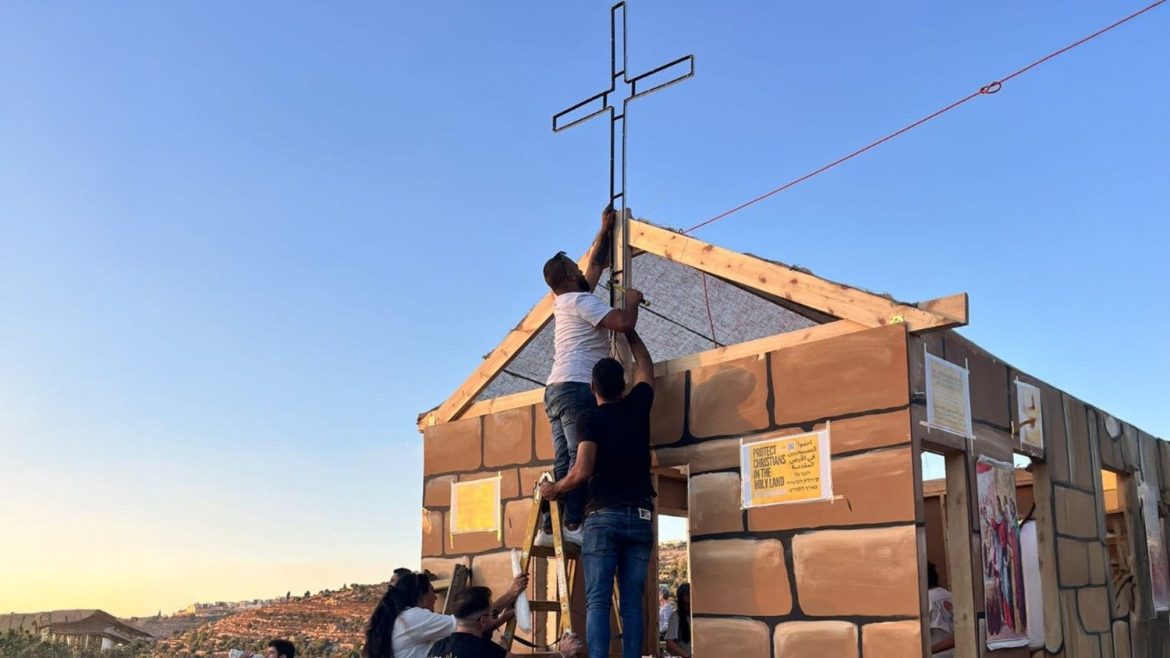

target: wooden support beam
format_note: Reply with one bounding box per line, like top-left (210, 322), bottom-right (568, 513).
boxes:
top-left (628, 219), bottom-right (966, 333)
top-left (419, 318), bottom-right (869, 430)
top-left (917, 292), bottom-right (968, 327)
top-left (944, 451), bottom-right (979, 658)
top-left (423, 245), bottom-right (596, 429)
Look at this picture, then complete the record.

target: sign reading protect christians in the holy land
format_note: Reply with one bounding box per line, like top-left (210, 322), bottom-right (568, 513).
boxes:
top-left (741, 429), bottom-right (833, 508)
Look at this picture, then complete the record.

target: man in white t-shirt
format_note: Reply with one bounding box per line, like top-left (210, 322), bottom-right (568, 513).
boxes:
top-left (928, 562), bottom-right (956, 658)
top-left (536, 205), bottom-right (642, 548)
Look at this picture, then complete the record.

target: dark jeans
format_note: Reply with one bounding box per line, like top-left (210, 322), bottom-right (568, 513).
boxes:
top-left (582, 506), bottom-right (654, 658)
top-left (544, 382), bottom-right (594, 530)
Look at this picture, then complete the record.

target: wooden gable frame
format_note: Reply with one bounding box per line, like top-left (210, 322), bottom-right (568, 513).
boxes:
top-left (418, 219), bottom-right (967, 431)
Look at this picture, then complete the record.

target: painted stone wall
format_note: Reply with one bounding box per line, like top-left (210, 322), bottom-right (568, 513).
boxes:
top-left (910, 331), bottom-right (1170, 658)
top-left (663, 323), bottom-right (922, 658)
top-left (421, 323), bottom-right (922, 656)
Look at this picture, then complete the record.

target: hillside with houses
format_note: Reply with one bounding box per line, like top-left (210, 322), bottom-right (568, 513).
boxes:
top-left (2, 546), bottom-right (691, 658)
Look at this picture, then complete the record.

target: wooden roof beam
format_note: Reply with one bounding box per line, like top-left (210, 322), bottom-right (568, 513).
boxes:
top-left (628, 219), bottom-right (967, 333)
top-left (418, 318), bottom-right (869, 430)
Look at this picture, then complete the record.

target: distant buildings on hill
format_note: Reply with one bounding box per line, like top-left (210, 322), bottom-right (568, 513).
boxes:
top-left (178, 598), bottom-right (275, 616)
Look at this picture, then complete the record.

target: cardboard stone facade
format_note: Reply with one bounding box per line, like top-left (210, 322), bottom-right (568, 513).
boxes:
top-left (908, 331), bottom-right (1170, 658)
top-left (420, 321), bottom-right (1169, 657)
top-left (416, 220), bottom-right (1166, 657)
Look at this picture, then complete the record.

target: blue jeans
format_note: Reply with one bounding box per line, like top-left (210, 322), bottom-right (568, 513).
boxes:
top-left (582, 506), bottom-right (654, 658)
top-left (544, 382), bottom-right (594, 530)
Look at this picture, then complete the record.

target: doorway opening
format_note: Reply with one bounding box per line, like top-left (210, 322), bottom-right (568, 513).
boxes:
top-left (655, 466), bottom-right (690, 658)
top-left (921, 448), bottom-right (959, 656)
top-left (1101, 468), bottom-right (1136, 616)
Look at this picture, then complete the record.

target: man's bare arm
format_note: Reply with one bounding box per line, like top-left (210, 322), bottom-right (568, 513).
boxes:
top-left (596, 287), bottom-right (642, 333)
top-left (584, 206), bottom-right (615, 291)
top-left (627, 329), bottom-right (654, 389)
top-left (540, 442), bottom-right (597, 500)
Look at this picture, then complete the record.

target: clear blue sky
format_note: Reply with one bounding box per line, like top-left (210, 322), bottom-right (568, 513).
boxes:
top-left (1, 1), bottom-right (1166, 617)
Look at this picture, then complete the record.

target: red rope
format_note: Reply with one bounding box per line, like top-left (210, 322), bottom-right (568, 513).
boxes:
top-left (700, 272), bottom-right (718, 346)
top-left (683, 0), bottom-right (1166, 235)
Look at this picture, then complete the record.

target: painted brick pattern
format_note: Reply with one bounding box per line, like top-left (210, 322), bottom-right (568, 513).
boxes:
top-left (689, 354), bottom-right (770, 438)
top-left (691, 539), bottom-right (792, 616)
top-left (421, 320), bottom-right (1170, 658)
top-left (792, 525), bottom-right (920, 617)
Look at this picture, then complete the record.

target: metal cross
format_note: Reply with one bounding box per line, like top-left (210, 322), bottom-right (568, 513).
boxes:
top-left (552, 1), bottom-right (694, 310)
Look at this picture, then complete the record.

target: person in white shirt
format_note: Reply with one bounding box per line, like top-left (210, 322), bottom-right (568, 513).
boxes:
top-left (657, 585), bottom-right (673, 638)
top-left (536, 205), bottom-right (642, 548)
top-left (928, 563), bottom-right (956, 658)
top-left (362, 571), bottom-right (528, 658)
top-left (663, 584), bottom-right (690, 658)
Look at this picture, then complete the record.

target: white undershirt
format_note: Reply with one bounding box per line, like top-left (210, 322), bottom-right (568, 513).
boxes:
top-left (547, 291), bottom-right (611, 385)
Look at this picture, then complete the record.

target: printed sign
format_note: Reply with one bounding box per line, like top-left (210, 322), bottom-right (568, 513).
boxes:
top-left (450, 476), bottom-right (501, 535)
top-left (1015, 381), bottom-right (1045, 453)
top-left (741, 430), bottom-right (832, 508)
top-left (925, 351), bottom-right (974, 439)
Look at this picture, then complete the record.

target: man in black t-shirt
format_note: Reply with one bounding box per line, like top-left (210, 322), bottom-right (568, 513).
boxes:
top-left (428, 586), bottom-right (582, 658)
top-left (539, 329), bottom-right (656, 658)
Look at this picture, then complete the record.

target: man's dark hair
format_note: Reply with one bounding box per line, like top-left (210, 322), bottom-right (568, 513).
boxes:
top-left (927, 562), bottom-right (940, 588)
top-left (592, 357), bottom-right (625, 401)
top-left (392, 567), bottom-right (411, 579)
top-left (451, 586), bottom-right (494, 622)
top-left (268, 639), bottom-right (296, 658)
top-left (543, 252), bottom-right (570, 291)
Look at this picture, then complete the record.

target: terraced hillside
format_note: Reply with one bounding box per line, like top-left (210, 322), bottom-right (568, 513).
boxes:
top-left (156, 584), bottom-right (386, 658)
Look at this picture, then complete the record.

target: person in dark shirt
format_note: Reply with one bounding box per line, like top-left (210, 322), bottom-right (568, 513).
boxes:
top-left (539, 328), bottom-right (656, 658)
top-left (427, 586), bottom-right (582, 658)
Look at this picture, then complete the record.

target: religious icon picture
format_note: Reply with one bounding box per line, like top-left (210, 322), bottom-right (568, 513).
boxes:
top-left (1015, 381), bottom-right (1044, 453)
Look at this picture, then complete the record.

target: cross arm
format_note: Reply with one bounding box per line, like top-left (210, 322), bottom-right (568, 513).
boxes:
top-left (627, 55), bottom-right (694, 102)
top-left (553, 90), bottom-right (613, 133)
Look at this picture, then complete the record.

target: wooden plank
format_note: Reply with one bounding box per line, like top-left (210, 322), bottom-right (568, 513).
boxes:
top-left (425, 245), bottom-right (597, 429)
top-left (654, 319), bottom-right (867, 376)
top-left (944, 452), bottom-right (979, 658)
top-left (461, 389), bottom-right (544, 420)
top-left (918, 292), bottom-right (969, 325)
top-left (628, 219), bottom-right (966, 333)
top-left (420, 319), bottom-right (871, 430)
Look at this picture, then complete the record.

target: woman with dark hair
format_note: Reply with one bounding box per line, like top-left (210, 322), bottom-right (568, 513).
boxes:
top-left (363, 571), bottom-right (529, 658)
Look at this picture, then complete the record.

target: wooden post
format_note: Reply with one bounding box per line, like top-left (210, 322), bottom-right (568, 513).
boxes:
top-left (944, 451), bottom-right (979, 658)
top-left (612, 208), bottom-right (635, 380)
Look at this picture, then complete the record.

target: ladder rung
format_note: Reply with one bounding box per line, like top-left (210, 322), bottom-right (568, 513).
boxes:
top-left (530, 544), bottom-right (580, 560)
top-left (527, 600), bottom-right (562, 612)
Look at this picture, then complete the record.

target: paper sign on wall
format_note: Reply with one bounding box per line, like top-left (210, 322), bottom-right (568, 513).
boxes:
top-left (1015, 381), bottom-right (1044, 453)
top-left (925, 351), bottom-right (974, 439)
top-left (741, 430), bottom-right (832, 508)
top-left (450, 476), bottom-right (501, 536)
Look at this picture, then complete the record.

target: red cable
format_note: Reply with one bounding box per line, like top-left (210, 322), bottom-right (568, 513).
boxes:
top-left (683, 0), bottom-right (1166, 235)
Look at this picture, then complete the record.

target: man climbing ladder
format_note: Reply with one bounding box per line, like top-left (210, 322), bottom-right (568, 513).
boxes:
top-left (537, 204), bottom-right (642, 549)
top-left (540, 328), bottom-right (657, 658)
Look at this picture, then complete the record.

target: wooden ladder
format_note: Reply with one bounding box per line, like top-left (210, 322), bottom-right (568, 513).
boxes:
top-left (502, 474), bottom-right (624, 655)
top-left (502, 473), bottom-right (579, 653)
